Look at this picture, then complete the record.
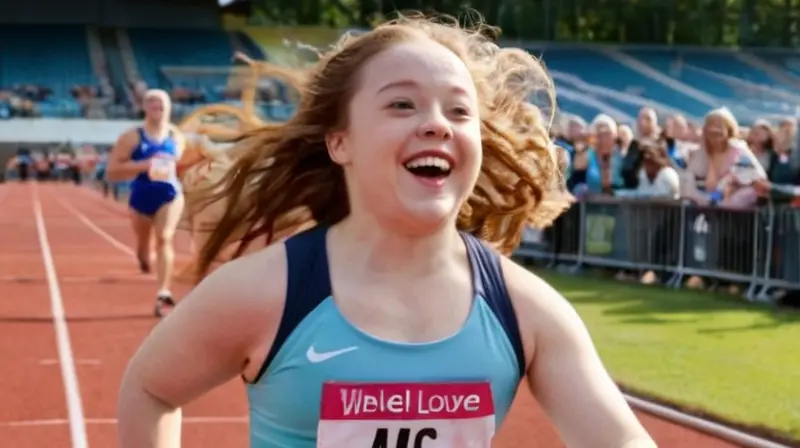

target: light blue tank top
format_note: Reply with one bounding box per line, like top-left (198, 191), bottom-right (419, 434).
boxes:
top-left (246, 226), bottom-right (526, 447)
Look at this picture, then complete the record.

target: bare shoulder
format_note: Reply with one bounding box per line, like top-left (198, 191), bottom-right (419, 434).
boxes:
top-left (147, 242), bottom-right (288, 358)
top-left (499, 257), bottom-right (586, 365)
top-left (121, 243), bottom-right (289, 407)
top-left (195, 241), bottom-right (288, 312)
top-left (111, 128), bottom-right (141, 154)
top-left (120, 126), bottom-right (141, 142)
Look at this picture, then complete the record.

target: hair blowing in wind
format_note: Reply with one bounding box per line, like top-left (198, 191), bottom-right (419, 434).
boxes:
top-left (184, 13), bottom-right (573, 281)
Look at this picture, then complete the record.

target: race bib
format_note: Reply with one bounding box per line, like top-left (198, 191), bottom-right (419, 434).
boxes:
top-left (148, 157), bottom-right (175, 182)
top-left (318, 382), bottom-right (495, 448)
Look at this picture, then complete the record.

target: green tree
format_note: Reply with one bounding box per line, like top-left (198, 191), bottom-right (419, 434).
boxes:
top-left (247, 0), bottom-right (800, 47)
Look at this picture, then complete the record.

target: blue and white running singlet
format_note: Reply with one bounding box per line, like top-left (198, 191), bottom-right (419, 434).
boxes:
top-left (128, 127), bottom-right (181, 217)
top-left (245, 226), bottom-right (526, 447)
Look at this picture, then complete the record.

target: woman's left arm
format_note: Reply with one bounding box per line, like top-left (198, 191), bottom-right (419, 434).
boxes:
top-left (501, 258), bottom-right (656, 448)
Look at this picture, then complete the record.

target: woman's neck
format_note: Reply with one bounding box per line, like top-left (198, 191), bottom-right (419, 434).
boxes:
top-left (143, 120), bottom-right (167, 139)
top-left (596, 144), bottom-right (614, 155)
top-left (332, 213), bottom-right (460, 276)
top-left (639, 131), bottom-right (656, 140)
top-left (705, 142), bottom-right (727, 157)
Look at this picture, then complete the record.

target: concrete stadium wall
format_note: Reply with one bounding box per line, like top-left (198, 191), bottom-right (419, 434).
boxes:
top-left (0, 119), bottom-right (139, 145)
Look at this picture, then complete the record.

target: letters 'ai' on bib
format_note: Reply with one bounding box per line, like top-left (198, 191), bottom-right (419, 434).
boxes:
top-left (317, 382), bottom-right (495, 448)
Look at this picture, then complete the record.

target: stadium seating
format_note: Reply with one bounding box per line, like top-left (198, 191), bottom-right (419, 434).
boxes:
top-left (539, 48), bottom-right (714, 119)
top-left (128, 28), bottom-right (234, 96)
top-left (750, 51), bottom-right (800, 78)
top-left (0, 25), bottom-right (93, 117)
top-left (531, 46), bottom-right (800, 124)
top-left (4, 24), bottom-right (800, 124)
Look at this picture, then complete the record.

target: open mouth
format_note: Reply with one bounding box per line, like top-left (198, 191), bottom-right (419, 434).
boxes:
top-left (403, 156), bottom-right (452, 180)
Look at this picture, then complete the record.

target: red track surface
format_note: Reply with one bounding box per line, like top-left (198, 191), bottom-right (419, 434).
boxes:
top-left (0, 182), bottom-right (742, 447)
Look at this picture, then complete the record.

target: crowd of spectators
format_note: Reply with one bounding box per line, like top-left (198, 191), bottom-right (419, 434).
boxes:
top-left (548, 107), bottom-right (800, 300)
top-left (553, 107), bottom-right (800, 208)
top-left (0, 83), bottom-right (117, 119)
top-left (0, 85), bottom-right (50, 118)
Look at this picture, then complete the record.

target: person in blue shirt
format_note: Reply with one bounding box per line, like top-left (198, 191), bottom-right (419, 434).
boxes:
top-left (117, 17), bottom-right (654, 448)
top-left (106, 89), bottom-right (186, 317)
top-left (580, 114), bottom-right (623, 196)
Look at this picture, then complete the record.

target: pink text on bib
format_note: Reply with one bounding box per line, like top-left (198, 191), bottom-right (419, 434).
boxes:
top-left (318, 382), bottom-right (495, 448)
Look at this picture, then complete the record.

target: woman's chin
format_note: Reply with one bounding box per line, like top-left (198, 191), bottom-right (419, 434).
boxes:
top-left (393, 200), bottom-right (458, 232)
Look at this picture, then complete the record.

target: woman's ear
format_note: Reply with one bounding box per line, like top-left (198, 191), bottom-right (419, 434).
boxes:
top-left (325, 131), bottom-right (352, 166)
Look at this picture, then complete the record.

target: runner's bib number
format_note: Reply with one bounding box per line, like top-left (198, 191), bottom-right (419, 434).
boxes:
top-left (148, 157), bottom-right (176, 182)
top-left (318, 382), bottom-right (495, 448)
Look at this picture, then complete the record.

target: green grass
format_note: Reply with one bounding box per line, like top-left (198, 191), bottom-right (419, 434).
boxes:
top-left (536, 271), bottom-right (800, 441)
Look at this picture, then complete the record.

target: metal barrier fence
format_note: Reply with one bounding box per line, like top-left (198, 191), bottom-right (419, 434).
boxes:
top-left (515, 198), bottom-right (800, 302)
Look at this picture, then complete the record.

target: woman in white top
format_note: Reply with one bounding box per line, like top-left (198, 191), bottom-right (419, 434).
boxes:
top-left (636, 142), bottom-right (680, 199)
top-left (615, 140), bottom-right (680, 200)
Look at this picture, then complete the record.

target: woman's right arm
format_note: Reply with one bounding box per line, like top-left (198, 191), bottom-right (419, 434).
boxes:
top-left (117, 244), bottom-right (286, 448)
top-left (106, 129), bottom-right (149, 181)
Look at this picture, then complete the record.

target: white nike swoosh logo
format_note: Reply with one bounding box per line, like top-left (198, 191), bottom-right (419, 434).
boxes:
top-left (306, 345), bottom-right (358, 363)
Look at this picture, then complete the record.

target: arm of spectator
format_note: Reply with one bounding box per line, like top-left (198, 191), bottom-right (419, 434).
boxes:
top-left (770, 183), bottom-right (800, 199)
top-left (721, 186), bottom-right (759, 209)
top-left (754, 178), bottom-right (800, 202)
top-left (719, 147), bottom-right (767, 209)
top-left (106, 129), bottom-right (150, 181)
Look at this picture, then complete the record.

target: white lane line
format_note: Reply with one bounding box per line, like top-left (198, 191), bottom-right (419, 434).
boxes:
top-left (58, 199), bottom-right (134, 256)
top-left (57, 197), bottom-right (192, 261)
top-left (32, 184), bottom-right (89, 448)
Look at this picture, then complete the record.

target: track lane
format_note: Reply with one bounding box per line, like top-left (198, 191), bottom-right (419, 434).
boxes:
top-left (42, 184), bottom-right (248, 447)
top-left (61, 184), bottom-right (742, 447)
top-left (0, 183), bottom-right (72, 446)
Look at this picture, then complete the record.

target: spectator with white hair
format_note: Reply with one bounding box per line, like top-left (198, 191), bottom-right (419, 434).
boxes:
top-left (581, 114), bottom-right (623, 196)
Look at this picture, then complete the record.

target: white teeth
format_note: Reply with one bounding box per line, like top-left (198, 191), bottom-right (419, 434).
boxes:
top-left (404, 156), bottom-right (451, 171)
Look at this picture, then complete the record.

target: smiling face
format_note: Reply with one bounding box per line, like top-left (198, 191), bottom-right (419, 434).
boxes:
top-left (594, 123), bottom-right (617, 154)
top-left (703, 114), bottom-right (729, 151)
top-left (326, 39), bottom-right (482, 235)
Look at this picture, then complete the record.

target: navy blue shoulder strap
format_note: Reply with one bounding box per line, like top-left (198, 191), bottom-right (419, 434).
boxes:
top-left (461, 232), bottom-right (526, 378)
top-left (252, 225), bottom-right (332, 383)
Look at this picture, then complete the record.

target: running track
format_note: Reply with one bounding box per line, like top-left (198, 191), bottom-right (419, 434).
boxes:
top-left (0, 182), bottom-right (741, 447)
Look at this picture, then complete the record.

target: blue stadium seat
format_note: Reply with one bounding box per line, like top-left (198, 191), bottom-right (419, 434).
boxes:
top-left (539, 48), bottom-right (712, 118)
top-left (0, 25), bottom-right (95, 105)
top-left (128, 29), bottom-right (234, 91)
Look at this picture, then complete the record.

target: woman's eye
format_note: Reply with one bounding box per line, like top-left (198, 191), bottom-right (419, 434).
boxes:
top-left (389, 100), bottom-right (414, 110)
top-left (452, 106), bottom-right (470, 116)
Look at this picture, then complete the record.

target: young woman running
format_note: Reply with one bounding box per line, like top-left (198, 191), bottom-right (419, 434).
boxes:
top-left (107, 89), bottom-right (185, 317)
top-left (117, 16), bottom-right (655, 448)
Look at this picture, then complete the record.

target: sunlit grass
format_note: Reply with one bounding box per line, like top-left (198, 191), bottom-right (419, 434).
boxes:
top-left (537, 271), bottom-right (800, 439)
